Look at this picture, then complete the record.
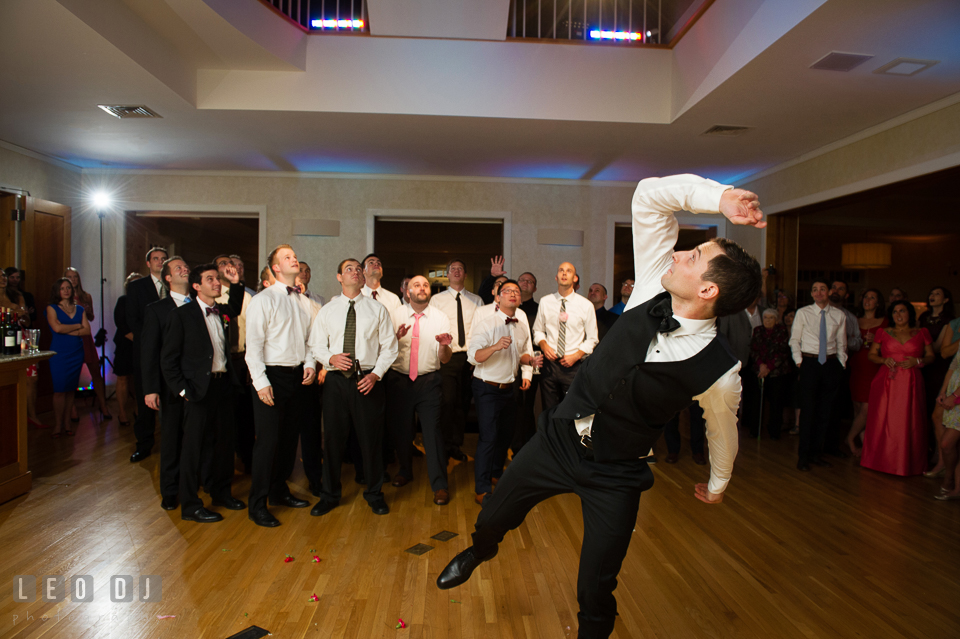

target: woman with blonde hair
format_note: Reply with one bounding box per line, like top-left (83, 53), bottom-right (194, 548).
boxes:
top-left (63, 267), bottom-right (111, 421)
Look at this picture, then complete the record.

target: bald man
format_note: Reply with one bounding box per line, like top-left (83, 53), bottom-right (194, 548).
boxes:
top-left (532, 262), bottom-right (599, 412)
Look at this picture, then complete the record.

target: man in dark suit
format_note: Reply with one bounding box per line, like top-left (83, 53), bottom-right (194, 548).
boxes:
top-left (160, 264), bottom-right (246, 523)
top-left (587, 283), bottom-right (619, 342)
top-left (142, 257), bottom-right (244, 511)
top-left (127, 246), bottom-right (168, 462)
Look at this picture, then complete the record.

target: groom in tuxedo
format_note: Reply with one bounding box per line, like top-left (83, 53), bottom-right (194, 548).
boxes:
top-left (437, 175), bottom-right (766, 638)
top-left (161, 264), bottom-right (246, 522)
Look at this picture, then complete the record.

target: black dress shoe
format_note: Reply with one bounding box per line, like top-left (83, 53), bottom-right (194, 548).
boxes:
top-left (448, 448), bottom-right (469, 462)
top-left (270, 495), bottom-right (309, 508)
top-left (182, 507), bottom-right (223, 523)
top-left (212, 496), bottom-right (246, 510)
top-left (309, 484), bottom-right (322, 498)
top-left (797, 462), bottom-right (812, 472)
top-left (354, 476), bottom-right (366, 485)
top-left (160, 495), bottom-right (178, 511)
top-left (129, 450), bottom-right (150, 463)
top-left (813, 458), bottom-right (832, 468)
top-left (370, 499), bottom-right (389, 515)
top-left (311, 500), bottom-right (338, 516)
top-left (249, 509), bottom-right (281, 527)
top-left (437, 546), bottom-right (499, 590)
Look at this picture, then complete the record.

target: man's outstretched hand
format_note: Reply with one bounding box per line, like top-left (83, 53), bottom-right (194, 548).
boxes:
top-left (694, 483), bottom-right (723, 504)
top-left (719, 189), bottom-right (765, 228)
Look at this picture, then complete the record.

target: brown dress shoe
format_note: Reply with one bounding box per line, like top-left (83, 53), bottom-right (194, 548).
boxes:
top-left (391, 475), bottom-right (410, 488)
top-left (475, 492), bottom-right (490, 506)
top-left (434, 489), bottom-right (450, 505)
top-left (665, 453), bottom-right (679, 464)
top-left (692, 452), bottom-right (707, 465)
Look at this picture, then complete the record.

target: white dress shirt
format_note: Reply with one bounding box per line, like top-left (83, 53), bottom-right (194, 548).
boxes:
top-left (469, 302), bottom-right (530, 344)
top-left (389, 304), bottom-right (451, 376)
top-left (309, 293), bottom-right (399, 380)
top-left (304, 289), bottom-right (325, 307)
top-left (362, 284), bottom-right (402, 314)
top-left (151, 274), bottom-right (163, 297)
top-left (789, 303), bottom-right (848, 367)
top-left (430, 287), bottom-right (484, 353)
top-left (244, 283), bottom-right (313, 391)
top-left (197, 299), bottom-right (228, 373)
top-left (170, 291), bottom-right (191, 307)
top-left (532, 291), bottom-right (599, 356)
top-left (468, 309), bottom-right (534, 384)
top-left (595, 174), bottom-right (742, 495)
top-left (745, 306), bottom-right (761, 330)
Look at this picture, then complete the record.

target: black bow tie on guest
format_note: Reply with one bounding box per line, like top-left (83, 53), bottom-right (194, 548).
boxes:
top-left (649, 297), bottom-right (681, 334)
top-left (286, 286), bottom-right (300, 296)
top-left (504, 317), bottom-right (519, 325)
top-left (205, 307), bottom-right (220, 317)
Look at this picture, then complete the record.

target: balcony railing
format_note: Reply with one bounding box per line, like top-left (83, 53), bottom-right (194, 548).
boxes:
top-left (261, 0), bottom-right (369, 33)
top-left (507, 0), bottom-right (712, 46)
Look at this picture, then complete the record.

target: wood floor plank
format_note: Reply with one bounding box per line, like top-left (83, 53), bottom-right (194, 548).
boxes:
top-left (2, 403), bottom-right (960, 638)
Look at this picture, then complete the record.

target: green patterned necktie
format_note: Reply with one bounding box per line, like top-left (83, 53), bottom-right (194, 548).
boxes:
top-left (342, 300), bottom-right (356, 377)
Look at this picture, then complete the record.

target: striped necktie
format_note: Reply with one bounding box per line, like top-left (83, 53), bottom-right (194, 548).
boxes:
top-left (342, 300), bottom-right (356, 377)
top-left (557, 298), bottom-right (567, 358)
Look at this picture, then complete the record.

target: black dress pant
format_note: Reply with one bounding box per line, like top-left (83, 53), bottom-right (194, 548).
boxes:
top-left (664, 404), bottom-right (705, 455)
top-left (540, 358), bottom-right (581, 412)
top-left (231, 353), bottom-right (255, 472)
top-left (439, 352), bottom-right (469, 453)
top-left (385, 370), bottom-right (447, 491)
top-left (511, 373), bottom-right (540, 454)
top-left (298, 381), bottom-right (323, 491)
top-left (158, 392), bottom-right (185, 498)
top-left (473, 408), bottom-right (653, 639)
top-left (320, 372), bottom-right (386, 505)
top-left (472, 378), bottom-right (517, 494)
top-left (132, 346), bottom-right (155, 454)
top-left (179, 375), bottom-right (236, 515)
top-left (798, 357), bottom-right (843, 464)
top-left (248, 365), bottom-right (311, 512)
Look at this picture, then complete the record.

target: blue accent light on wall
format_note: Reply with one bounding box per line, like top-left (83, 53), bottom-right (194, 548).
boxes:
top-left (589, 30), bottom-right (642, 42)
top-left (311, 19), bottom-right (364, 30)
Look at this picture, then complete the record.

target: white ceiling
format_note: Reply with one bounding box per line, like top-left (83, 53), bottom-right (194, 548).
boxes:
top-left (0, 0), bottom-right (958, 183)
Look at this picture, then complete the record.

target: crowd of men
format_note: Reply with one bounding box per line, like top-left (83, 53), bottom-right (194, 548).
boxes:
top-left (127, 245), bottom-right (635, 526)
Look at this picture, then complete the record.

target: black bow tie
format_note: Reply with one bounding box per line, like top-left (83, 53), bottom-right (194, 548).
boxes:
top-left (649, 297), bottom-right (681, 334)
top-left (287, 286), bottom-right (300, 296)
top-left (504, 317), bottom-right (519, 325)
top-left (205, 307), bottom-right (219, 317)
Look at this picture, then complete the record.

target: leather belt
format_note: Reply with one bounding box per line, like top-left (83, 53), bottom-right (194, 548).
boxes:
top-left (211, 371), bottom-right (227, 378)
top-left (801, 353), bottom-right (837, 360)
top-left (580, 434), bottom-right (593, 449)
top-left (483, 380), bottom-right (512, 390)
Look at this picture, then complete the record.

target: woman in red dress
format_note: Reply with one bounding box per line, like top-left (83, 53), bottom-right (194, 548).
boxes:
top-left (861, 301), bottom-right (935, 476)
top-left (846, 289), bottom-right (886, 455)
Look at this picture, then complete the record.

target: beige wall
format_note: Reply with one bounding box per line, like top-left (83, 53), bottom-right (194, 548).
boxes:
top-left (0, 143), bottom-right (81, 211)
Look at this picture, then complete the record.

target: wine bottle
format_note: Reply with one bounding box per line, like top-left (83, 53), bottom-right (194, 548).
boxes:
top-left (3, 310), bottom-right (16, 355)
top-left (13, 313), bottom-right (22, 353)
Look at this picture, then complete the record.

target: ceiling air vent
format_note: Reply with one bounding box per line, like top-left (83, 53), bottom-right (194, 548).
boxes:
top-left (702, 125), bottom-right (751, 137)
top-left (810, 52), bottom-right (873, 72)
top-left (97, 105), bottom-right (163, 119)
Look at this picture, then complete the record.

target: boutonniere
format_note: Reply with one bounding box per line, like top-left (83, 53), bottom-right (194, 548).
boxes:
top-left (559, 312), bottom-right (569, 323)
top-left (222, 314), bottom-right (231, 331)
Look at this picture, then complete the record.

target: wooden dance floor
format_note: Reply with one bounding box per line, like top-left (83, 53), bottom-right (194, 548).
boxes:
top-left (2, 404), bottom-right (959, 639)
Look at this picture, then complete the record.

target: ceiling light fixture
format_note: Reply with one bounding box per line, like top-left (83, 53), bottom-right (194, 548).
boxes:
top-left (873, 58), bottom-right (939, 76)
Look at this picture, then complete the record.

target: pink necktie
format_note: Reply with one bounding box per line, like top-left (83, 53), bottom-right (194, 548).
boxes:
top-left (409, 313), bottom-right (423, 381)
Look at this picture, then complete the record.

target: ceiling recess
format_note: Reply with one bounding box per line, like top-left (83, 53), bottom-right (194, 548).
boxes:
top-left (873, 58), bottom-right (940, 76)
top-left (702, 125), bottom-right (751, 137)
top-left (810, 52), bottom-right (874, 72)
top-left (97, 105), bottom-right (163, 119)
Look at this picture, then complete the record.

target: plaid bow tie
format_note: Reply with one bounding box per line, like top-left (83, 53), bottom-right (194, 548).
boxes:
top-left (205, 307), bottom-right (219, 317)
top-left (286, 286), bottom-right (300, 295)
top-left (649, 298), bottom-right (681, 334)
top-left (504, 317), bottom-right (519, 325)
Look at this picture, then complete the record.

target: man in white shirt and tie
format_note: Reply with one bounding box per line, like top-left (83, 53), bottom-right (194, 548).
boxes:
top-left (386, 276), bottom-right (454, 505)
top-left (790, 279), bottom-right (848, 472)
top-left (309, 258), bottom-right (399, 517)
top-left (533, 262), bottom-right (599, 411)
top-left (430, 259), bottom-right (484, 462)
top-left (438, 174), bottom-right (765, 639)
top-left (245, 244), bottom-right (317, 527)
top-left (360, 253), bottom-right (402, 314)
top-left (467, 279), bottom-right (541, 506)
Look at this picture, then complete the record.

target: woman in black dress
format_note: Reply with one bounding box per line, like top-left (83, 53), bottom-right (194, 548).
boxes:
top-left (112, 273), bottom-right (142, 426)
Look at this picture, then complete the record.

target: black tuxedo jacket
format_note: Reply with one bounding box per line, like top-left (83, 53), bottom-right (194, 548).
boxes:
top-left (160, 298), bottom-right (241, 403)
top-left (142, 283), bottom-right (244, 398)
top-left (126, 276), bottom-right (160, 341)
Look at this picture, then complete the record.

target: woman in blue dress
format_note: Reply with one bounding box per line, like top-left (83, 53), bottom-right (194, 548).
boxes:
top-left (46, 277), bottom-right (90, 437)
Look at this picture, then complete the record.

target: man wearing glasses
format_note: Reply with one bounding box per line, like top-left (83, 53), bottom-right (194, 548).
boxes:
top-left (611, 279), bottom-right (634, 315)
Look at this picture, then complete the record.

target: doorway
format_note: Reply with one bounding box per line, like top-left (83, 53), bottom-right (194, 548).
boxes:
top-left (612, 223), bottom-right (717, 303)
top-left (373, 218), bottom-right (504, 295)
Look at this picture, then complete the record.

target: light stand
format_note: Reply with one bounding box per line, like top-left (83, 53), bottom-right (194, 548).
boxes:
top-left (98, 208), bottom-right (107, 380)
